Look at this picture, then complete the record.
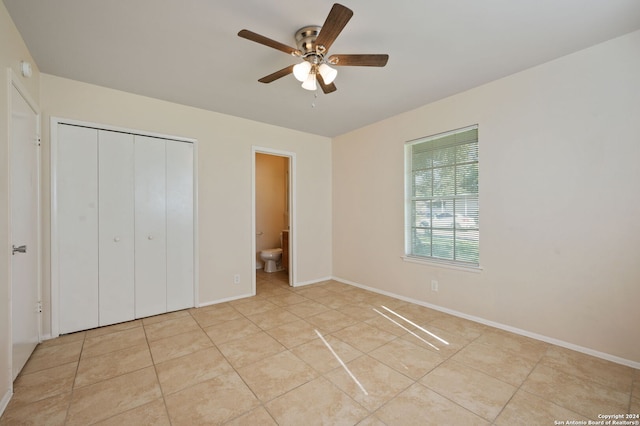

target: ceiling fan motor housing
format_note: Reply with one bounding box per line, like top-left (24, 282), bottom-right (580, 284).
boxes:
top-left (295, 26), bottom-right (322, 62)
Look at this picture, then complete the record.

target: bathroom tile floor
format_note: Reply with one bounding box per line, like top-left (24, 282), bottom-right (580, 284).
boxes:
top-left (2, 270), bottom-right (639, 424)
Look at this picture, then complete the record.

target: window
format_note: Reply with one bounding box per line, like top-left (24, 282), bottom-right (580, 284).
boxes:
top-left (405, 125), bottom-right (479, 266)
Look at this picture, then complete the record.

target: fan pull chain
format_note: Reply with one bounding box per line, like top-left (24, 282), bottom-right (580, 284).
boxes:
top-left (311, 92), bottom-right (318, 108)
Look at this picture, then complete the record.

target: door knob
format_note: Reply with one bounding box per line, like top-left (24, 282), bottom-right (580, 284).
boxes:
top-left (12, 245), bottom-right (27, 255)
top-left (148, 235), bottom-right (154, 240)
top-left (114, 237), bottom-right (120, 242)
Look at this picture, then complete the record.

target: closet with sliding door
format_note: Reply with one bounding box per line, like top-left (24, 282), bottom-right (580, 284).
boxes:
top-left (52, 120), bottom-right (195, 335)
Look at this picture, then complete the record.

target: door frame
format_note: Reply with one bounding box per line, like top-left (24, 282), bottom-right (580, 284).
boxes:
top-left (8, 69), bottom-right (42, 375)
top-left (251, 146), bottom-right (297, 292)
top-left (50, 117), bottom-right (199, 337)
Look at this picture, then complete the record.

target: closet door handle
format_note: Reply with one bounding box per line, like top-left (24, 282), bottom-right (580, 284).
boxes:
top-left (148, 235), bottom-right (154, 240)
top-left (114, 237), bottom-right (120, 242)
top-left (12, 244), bottom-right (27, 255)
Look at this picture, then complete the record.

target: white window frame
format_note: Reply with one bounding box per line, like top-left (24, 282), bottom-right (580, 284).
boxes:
top-left (403, 125), bottom-right (481, 271)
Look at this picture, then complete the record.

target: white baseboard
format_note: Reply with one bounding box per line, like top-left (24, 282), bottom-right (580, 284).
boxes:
top-left (0, 388), bottom-right (12, 418)
top-left (197, 277), bottom-right (332, 307)
top-left (198, 293), bottom-right (255, 307)
top-left (294, 276), bottom-right (333, 288)
top-left (332, 276), bottom-right (640, 369)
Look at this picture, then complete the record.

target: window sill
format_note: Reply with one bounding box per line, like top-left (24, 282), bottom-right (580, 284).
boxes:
top-left (401, 255), bottom-right (483, 273)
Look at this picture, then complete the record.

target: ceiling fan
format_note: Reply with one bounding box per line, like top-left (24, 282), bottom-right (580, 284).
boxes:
top-left (238, 3), bottom-right (389, 94)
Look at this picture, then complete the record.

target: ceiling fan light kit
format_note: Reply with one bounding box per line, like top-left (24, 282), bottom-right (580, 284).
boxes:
top-left (238, 3), bottom-right (389, 94)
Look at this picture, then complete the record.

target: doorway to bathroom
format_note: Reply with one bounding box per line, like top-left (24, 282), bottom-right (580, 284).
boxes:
top-left (252, 147), bottom-right (295, 291)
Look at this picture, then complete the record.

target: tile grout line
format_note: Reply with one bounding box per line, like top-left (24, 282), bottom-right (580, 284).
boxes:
top-left (61, 331), bottom-right (86, 425)
top-left (389, 326), bottom-right (490, 423)
top-left (190, 302), bottom-right (278, 425)
top-left (142, 318), bottom-right (174, 426)
top-left (487, 343), bottom-right (548, 425)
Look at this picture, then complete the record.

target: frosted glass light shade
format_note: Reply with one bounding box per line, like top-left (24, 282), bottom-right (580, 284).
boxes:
top-left (318, 63), bottom-right (337, 84)
top-left (301, 73), bottom-right (317, 90)
top-left (293, 61), bottom-right (312, 82)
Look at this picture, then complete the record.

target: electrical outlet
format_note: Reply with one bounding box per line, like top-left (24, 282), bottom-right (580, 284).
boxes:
top-left (234, 274), bottom-right (240, 284)
top-left (431, 279), bottom-right (439, 292)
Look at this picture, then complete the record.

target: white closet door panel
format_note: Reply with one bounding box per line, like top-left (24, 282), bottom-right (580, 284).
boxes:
top-left (99, 130), bottom-right (135, 326)
top-left (57, 124), bottom-right (99, 334)
top-left (166, 141), bottom-right (194, 311)
top-left (134, 135), bottom-right (167, 318)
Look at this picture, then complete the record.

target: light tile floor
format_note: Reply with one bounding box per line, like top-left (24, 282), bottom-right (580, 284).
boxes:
top-left (2, 270), bottom-right (639, 425)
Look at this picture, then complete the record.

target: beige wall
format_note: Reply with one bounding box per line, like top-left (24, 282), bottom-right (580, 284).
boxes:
top-left (38, 74), bottom-right (332, 335)
top-left (333, 30), bottom-right (640, 364)
top-left (0, 1), bottom-right (41, 409)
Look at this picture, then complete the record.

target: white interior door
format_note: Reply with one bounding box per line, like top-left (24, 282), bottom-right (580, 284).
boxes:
top-left (134, 135), bottom-right (167, 318)
top-left (10, 83), bottom-right (40, 380)
top-left (56, 125), bottom-right (99, 334)
top-left (98, 130), bottom-right (135, 326)
top-left (166, 140), bottom-right (194, 311)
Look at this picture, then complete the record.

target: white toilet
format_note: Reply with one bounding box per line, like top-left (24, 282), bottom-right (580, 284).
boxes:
top-left (260, 248), bottom-right (282, 273)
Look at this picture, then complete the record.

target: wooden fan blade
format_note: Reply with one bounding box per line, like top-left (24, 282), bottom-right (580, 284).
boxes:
top-left (317, 73), bottom-right (337, 94)
top-left (314, 3), bottom-right (353, 52)
top-left (328, 54), bottom-right (389, 67)
top-left (238, 29), bottom-right (301, 56)
top-left (258, 65), bottom-right (295, 83)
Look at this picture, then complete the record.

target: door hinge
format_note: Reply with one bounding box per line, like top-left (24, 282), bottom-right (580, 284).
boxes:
top-left (37, 301), bottom-right (42, 313)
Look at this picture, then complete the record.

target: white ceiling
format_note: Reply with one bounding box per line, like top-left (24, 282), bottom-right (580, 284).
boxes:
top-left (5, 0), bottom-right (640, 137)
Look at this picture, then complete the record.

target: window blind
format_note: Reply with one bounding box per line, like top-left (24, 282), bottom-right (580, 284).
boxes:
top-left (406, 125), bottom-right (479, 265)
